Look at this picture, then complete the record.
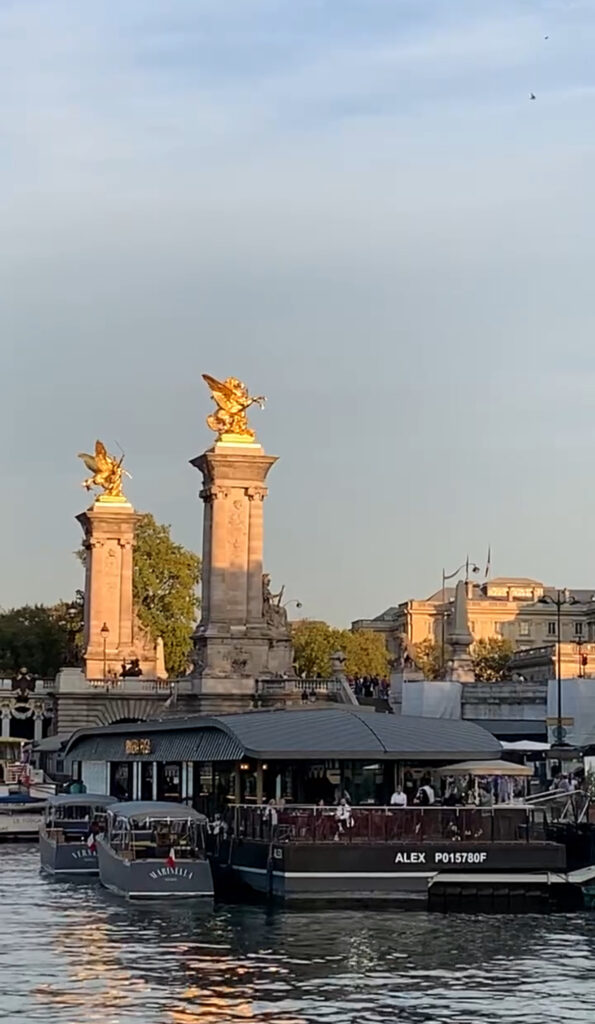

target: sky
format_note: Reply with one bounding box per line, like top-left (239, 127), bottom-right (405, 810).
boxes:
top-left (3, 0), bottom-right (595, 626)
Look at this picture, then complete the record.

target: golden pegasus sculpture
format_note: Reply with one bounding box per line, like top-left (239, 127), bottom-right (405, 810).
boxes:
top-left (202, 374), bottom-right (266, 441)
top-left (77, 440), bottom-right (130, 499)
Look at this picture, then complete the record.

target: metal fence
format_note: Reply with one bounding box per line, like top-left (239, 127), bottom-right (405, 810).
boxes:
top-left (227, 804), bottom-right (548, 845)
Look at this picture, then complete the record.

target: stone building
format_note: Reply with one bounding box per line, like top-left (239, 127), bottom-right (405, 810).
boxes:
top-left (353, 577), bottom-right (595, 677)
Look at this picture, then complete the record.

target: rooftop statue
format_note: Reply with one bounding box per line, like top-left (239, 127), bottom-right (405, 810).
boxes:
top-left (77, 440), bottom-right (130, 500)
top-left (202, 374), bottom-right (265, 441)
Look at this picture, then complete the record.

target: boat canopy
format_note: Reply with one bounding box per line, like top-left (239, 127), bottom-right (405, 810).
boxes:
top-left (46, 794), bottom-right (117, 807)
top-left (108, 801), bottom-right (207, 822)
top-left (437, 759), bottom-right (533, 778)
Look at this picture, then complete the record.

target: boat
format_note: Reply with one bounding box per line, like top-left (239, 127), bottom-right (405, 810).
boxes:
top-left (39, 794), bottom-right (116, 875)
top-left (0, 738), bottom-right (47, 840)
top-left (96, 801), bottom-right (214, 900)
top-left (209, 801), bottom-right (585, 910)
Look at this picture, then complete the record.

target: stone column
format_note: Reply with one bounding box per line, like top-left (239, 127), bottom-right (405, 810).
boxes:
top-left (190, 442), bottom-right (282, 696)
top-left (77, 499), bottom-right (157, 680)
top-left (1, 708), bottom-right (10, 739)
top-left (246, 488), bottom-right (266, 623)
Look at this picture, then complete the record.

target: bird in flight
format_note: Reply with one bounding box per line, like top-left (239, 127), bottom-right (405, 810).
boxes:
top-left (530, 92), bottom-right (536, 100)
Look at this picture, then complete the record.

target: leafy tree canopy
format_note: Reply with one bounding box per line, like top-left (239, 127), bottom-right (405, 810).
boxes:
top-left (411, 638), bottom-right (445, 680)
top-left (471, 637), bottom-right (514, 682)
top-left (132, 514), bottom-right (201, 677)
top-left (0, 596), bottom-right (83, 677)
top-left (342, 630), bottom-right (389, 679)
top-left (292, 621), bottom-right (389, 678)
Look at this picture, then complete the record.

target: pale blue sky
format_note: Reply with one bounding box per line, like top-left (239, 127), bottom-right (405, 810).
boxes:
top-left (3, 0), bottom-right (595, 625)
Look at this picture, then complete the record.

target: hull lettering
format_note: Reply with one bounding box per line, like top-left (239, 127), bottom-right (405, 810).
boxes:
top-left (148, 867), bottom-right (195, 880)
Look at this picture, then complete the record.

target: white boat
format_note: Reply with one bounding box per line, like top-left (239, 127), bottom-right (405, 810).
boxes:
top-left (97, 801), bottom-right (214, 900)
top-left (39, 793), bottom-right (117, 875)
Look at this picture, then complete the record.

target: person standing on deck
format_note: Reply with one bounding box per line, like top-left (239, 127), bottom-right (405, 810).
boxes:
top-left (390, 785), bottom-right (407, 807)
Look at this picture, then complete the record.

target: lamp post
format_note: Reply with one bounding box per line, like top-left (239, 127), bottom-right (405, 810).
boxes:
top-left (440, 558), bottom-right (480, 674)
top-left (538, 590), bottom-right (579, 743)
top-left (282, 599), bottom-right (303, 612)
top-left (100, 622), bottom-right (109, 681)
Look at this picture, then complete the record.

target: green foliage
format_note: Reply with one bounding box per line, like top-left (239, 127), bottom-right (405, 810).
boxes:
top-left (412, 638), bottom-right (444, 680)
top-left (292, 621), bottom-right (389, 678)
top-left (132, 514), bottom-right (201, 677)
top-left (342, 630), bottom-right (389, 679)
top-left (292, 620), bottom-right (336, 677)
top-left (0, 596), bottom-right (83, 677)
top-left (471, 637), bottom-right (514, 682)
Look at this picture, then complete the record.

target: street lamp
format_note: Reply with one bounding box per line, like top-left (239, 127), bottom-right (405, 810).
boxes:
top-left (538, 590), bottom-right (579, 743)
top-left (100, 622), bottom-right (109, 680)
top-left (282, 598), bottom-right (303, 612)
top-left (440, 559), bottom-right (480, 674)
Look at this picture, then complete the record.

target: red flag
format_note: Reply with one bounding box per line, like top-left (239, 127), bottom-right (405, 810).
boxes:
top-left (166, 847), bottom-right (176, 868)
top-left (87, 834), bottom-right (97, 854)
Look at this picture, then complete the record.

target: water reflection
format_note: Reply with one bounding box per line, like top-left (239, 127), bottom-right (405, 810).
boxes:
top-left (2, 846), bottom-right (595, 1022)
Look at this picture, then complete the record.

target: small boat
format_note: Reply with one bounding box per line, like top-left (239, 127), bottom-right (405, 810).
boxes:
top-left (39, 794), bottom-right (116, 875)
top-left (96, 801), bottom-right (214, 900)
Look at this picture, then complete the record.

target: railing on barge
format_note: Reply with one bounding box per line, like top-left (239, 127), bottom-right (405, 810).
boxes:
top-left (225, 804), bottom-right (564, 845)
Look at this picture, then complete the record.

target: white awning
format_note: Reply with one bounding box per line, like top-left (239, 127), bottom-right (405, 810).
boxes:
top-left (437, 759), bottom-right (532, 778)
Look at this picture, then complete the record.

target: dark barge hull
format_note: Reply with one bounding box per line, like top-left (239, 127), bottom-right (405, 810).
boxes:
top-left (211, 839), bottom-right (569, 909)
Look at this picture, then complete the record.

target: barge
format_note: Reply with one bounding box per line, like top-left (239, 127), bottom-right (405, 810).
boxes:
top-left (209, 800), bottom-right (593, 910)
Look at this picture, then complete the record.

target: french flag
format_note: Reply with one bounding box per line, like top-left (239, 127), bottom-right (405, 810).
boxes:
top-left (87, 834), bottom-right (97, 854)
top-left (166, 847), bottom-right (176, 868)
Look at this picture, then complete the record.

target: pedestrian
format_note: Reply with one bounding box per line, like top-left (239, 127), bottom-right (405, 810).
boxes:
top-left (334, 798), bottom-right (353, 839)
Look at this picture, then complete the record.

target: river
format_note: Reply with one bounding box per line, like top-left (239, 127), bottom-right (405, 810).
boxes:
top-left (2, 844), bottom-right (595, 1023)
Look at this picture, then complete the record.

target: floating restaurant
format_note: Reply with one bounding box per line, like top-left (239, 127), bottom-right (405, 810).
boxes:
top-left (63, 708), bottom-right (503, 810)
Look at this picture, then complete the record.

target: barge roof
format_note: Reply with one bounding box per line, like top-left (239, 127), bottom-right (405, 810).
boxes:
top-left (64, 708), bottom-right (501, 763)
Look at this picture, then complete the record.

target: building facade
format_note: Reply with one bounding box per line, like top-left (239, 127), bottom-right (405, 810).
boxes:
top-left (352, 577), bottom-right (595, 678)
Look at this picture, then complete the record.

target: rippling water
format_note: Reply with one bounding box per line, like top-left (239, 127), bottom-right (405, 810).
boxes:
top-left (3, 844), bottom-right (595, 1023)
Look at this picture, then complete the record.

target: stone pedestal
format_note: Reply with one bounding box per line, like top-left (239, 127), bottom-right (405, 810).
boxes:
top-left (190, 440), bottom-right (293, 697)
top-left (77, 498), bottom-right (160, 679)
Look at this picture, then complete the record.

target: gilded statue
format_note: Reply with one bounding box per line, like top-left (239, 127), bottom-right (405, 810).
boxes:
top-left (77, 440), bottom-right (129, 499)
top-left (202, 374), bottom-right (265, 441)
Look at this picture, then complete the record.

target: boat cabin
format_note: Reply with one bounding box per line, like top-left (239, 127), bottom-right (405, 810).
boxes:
top-left (104, 801), bottom-right (208, 862)
top-left (0, 738), bottom-right (25, 788)
top-left (43, 794), bottom-right (116, 843)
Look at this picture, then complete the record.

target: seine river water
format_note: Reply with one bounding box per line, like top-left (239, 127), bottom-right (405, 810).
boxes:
top-left (3, 845), bottom-right (595, 1024)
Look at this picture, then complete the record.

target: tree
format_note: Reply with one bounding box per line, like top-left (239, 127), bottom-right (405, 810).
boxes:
top-left (342, 630), bottom-right (389, 679)
top-left (411, 638), bottom-right (444, 680)
top-left (132, 514), bottom-right (201, 677)
top-left (291, 622), bottom-right (390, 679)
top-left (292, 620), bottom-right (336, 677)
top-left (471, 637), bottom-right (514, 682)
top-left (0, 597), bottom-right (82, 677)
